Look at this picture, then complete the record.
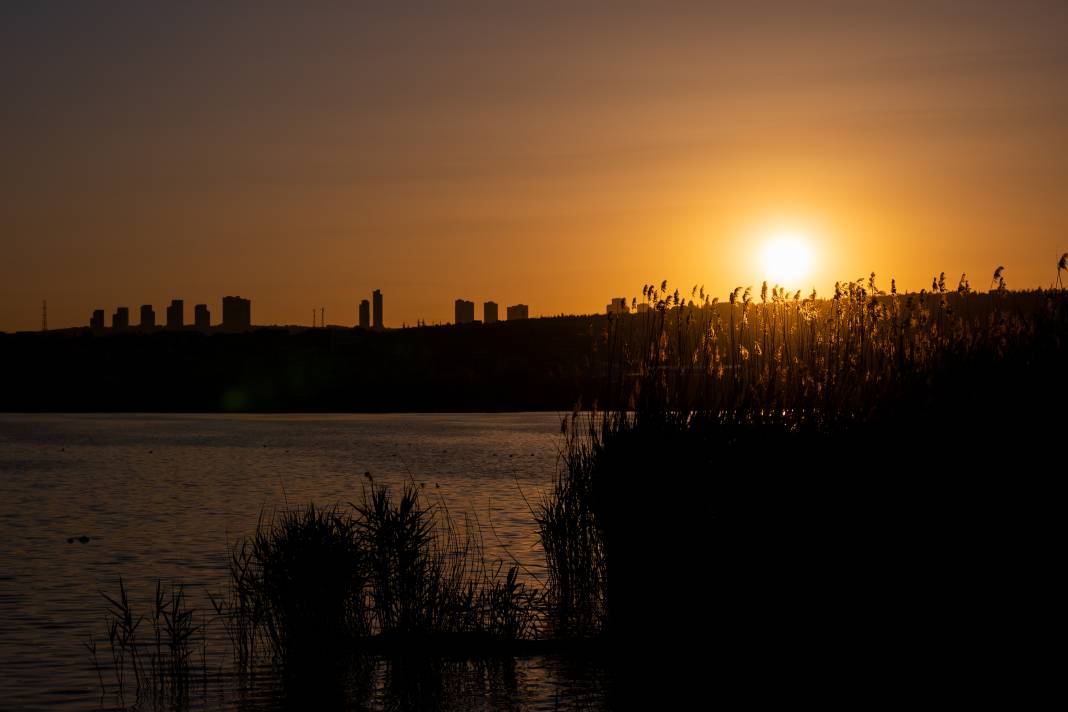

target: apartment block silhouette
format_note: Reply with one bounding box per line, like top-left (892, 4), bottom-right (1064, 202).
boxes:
top-left (222, 296), bottom-right (251, 331)
top-left (140, 305), bottom-right (155, 329)
top-left (455, 299), bottom-right (475, 325)
top-left (372, 290), bottom-right (383, 330)
top-left (166, 300), bottom-right (184, 329)
top-left (358, 299), bottom-right (370, 328)
top-left (194, 304), bottom-right (211, 331)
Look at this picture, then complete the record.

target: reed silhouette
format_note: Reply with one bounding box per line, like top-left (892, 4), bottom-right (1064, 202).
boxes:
top-left (87, 268), bottom-right (1067, 706)
top-left (94, 483), bottom-right (545, 706)
top-left (91, 578), bottom-right (207, 708)
top-left (537, 274), bottom-right (1068, 702)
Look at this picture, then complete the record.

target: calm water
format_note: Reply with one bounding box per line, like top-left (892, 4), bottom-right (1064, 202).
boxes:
top-left (0, 413), bottom-right (605, 710)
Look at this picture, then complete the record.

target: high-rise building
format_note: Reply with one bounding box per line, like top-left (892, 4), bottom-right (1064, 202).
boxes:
top-left (372, 290), bottom-right (383, 330)
top-left (607, 297), bottom-right (630, 315)
top-left (358, 299), bottom-right (370, 328)
top-left (140, 305), bottom-right (155, 329)
top-left (455, 299), bottom-right (475, 325)
top-left (222, 296), bottom-right (251, 331)
top-left (166, 299), bottom-right (184, 329)
top-left (484, 301), bottom-right (498, 324)
top-left (90, 309), bottom-right (105, 331)
top-left (194, 304), bottom-right (211, 331)
top-left (506, 304), bottom-right (529, 321)
top-left (112, 307), bottom-right (129, 330)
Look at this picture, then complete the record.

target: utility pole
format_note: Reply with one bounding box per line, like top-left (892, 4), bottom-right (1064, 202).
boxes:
top-left (320, 307), bottom-right (324, 328)
top-left (42, 300), bottom-right (47, 332)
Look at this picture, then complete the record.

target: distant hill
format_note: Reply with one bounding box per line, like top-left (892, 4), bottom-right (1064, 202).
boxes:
top-left (0, 317), bottom-right (611, 412)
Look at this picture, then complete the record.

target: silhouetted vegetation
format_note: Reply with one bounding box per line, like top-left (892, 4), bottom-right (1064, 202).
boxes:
top-left (230, 504), bottom-right (367, 664)
top-left (89, 578), bottom-right (207, 708)
top-left (537, 277), bottom-right (1068, 702)
top-left (93, 484), bottom-right (543, 706)
top-left (85, 273), bottom-right (1068, 707)
top-left (221, 485), bottom-right (540, 663)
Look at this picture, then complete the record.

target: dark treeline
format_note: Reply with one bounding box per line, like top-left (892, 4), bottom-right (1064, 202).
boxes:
top-left (0, 317), bottom-right (611, 412)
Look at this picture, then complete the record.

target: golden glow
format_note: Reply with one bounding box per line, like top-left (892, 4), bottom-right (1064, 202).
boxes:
top-left (2, 6), bottom-right (1066, 331)
top-left (760, 231), bottom-right (814, 288)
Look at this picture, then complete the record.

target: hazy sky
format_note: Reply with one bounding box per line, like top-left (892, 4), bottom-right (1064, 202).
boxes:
top-left (3, 2), bottom-right (1067, 330)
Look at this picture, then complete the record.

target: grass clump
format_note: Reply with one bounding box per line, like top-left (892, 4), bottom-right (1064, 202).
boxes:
top-left (217, 484), bottom-right (539, 667)
top-left (536, 417), bottom-right (607, 638)
top-left (242, 504), bottom-right (367, 660)
top-left (96, 484), bottom-right (542, 702)
top-left (355, 485), bottom-right (447, 636)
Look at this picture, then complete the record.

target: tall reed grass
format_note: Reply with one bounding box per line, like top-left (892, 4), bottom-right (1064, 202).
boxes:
top-left (220, 483), bottom-right (540, 666)
top-left (91, 578), bottom-right (207, 707)
top-left (89, 269), bottom-right (1067, 705)
top-left (96, 483), bottom-right (541, 703)
top-left (537, 276), bottom-right (1068, 644)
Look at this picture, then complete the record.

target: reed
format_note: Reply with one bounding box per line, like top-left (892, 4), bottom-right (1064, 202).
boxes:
top-left (211, 484), bottom-right (540, 667)
top-left (95, 484), bottom-right (543, 701)
top-left (89, 263), bottom-right (1067, 703)
top-left (240, 504), bottom-right (367, 662)
top-left (97, 577), bottom-right (205, 705)
top-left (538, 276), bottom-right (1068, 640)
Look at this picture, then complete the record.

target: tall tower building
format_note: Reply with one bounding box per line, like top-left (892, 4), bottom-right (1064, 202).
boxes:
top-left (140, 305), bottom-right (156, 329)
top-left (194, 304), bottom-right (211, 331)
top-left (358, 299), bottom-right (370, 328)
top-left (372, 290), bottom-right (383, 330)
top-left (506, 304), bottom-right (529, 321)
top-left (484, 301), bottom-right (498, 324)
top-left (455, 299), bottom-right (475, 325)
top-left (112, 307), bottom-right (129, 330)
top-left (222, 296), bottom-right (251, 331)
top-left (166, 299), bottom-right (184, 329)
top-left (90, 309), bottom-right (105, 331)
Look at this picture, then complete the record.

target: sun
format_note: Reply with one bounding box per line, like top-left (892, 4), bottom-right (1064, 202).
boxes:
top-left (760, 230), bottom-right (814, 287)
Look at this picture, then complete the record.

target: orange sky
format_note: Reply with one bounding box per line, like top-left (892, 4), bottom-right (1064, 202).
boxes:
top-left (3, 3), bottom-right (1067, 330)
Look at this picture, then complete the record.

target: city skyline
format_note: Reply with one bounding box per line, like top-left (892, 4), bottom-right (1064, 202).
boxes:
top-left (84, 295), bottom-right (252, 333)
top-left (69, 290), bottom-right (546, 333)
top-left (17, 258), bottom-right (1068, 332)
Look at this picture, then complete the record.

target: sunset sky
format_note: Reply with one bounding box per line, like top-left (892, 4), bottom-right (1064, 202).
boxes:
top-left (3, 2), bottom-right (1067, 331)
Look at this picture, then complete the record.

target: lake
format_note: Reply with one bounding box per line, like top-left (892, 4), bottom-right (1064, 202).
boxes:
top-left (0, 413), bottom-right (606, 710)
